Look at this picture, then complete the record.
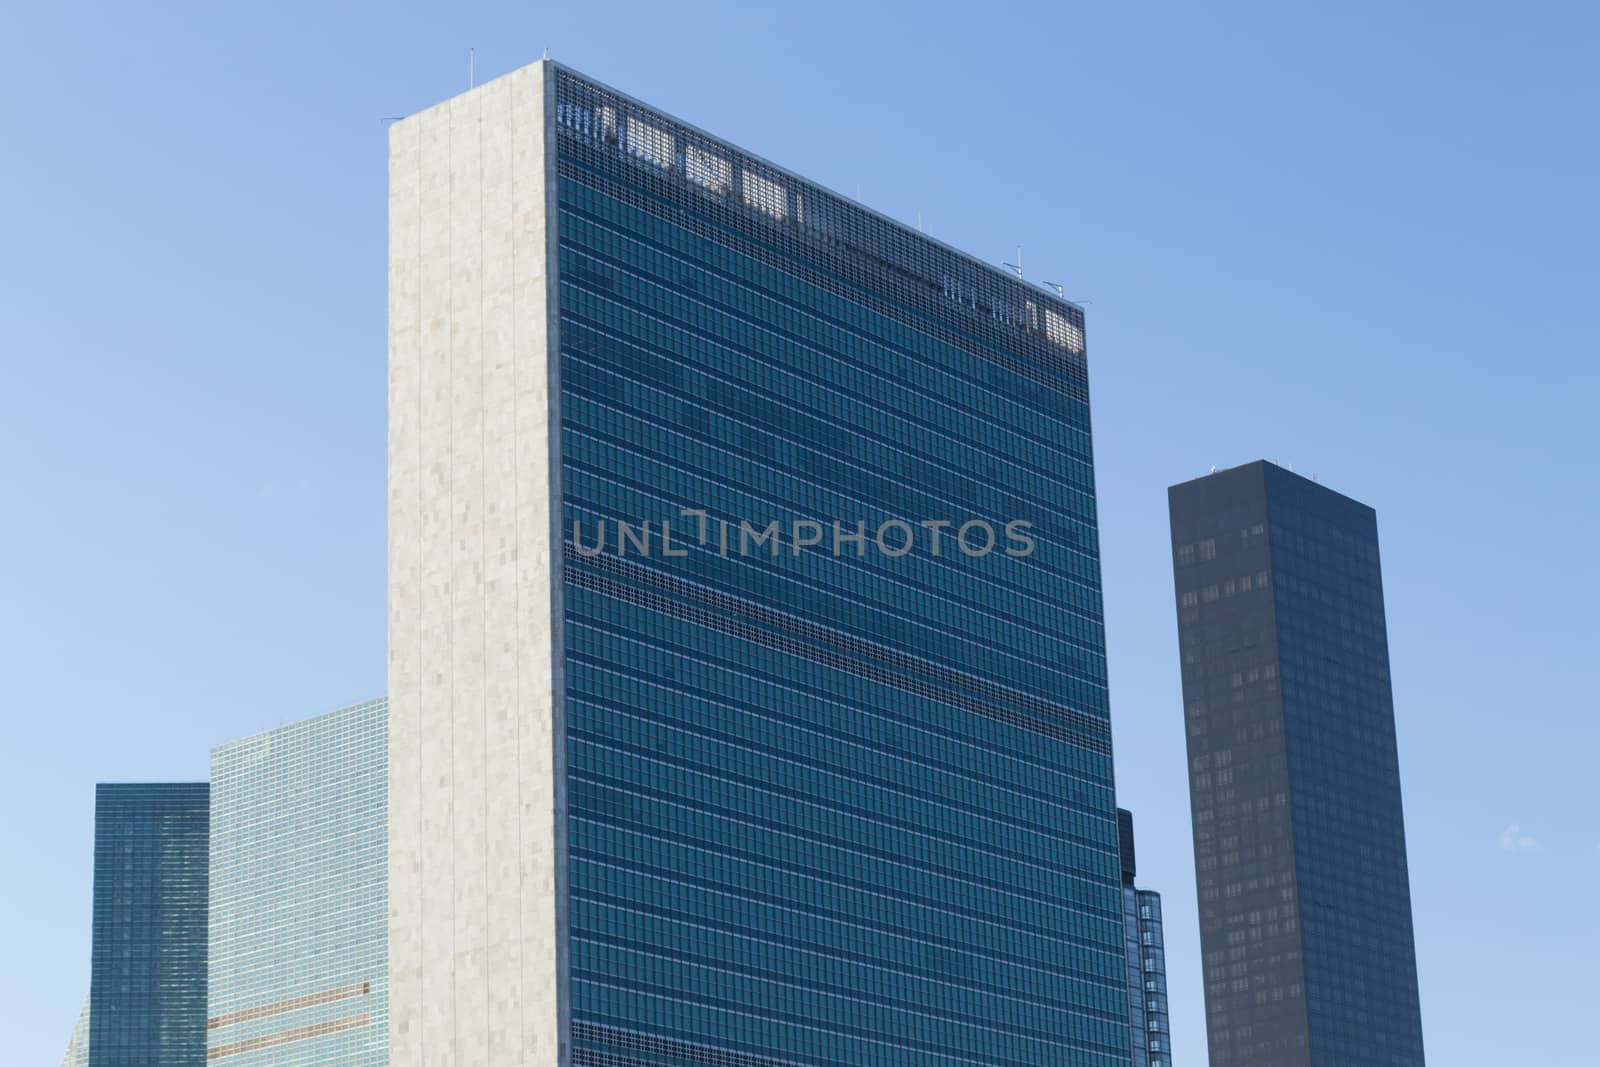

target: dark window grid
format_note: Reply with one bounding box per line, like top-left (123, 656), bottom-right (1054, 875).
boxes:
top-left (566, 740), bottom-right (1114, 897)
top-left (570, 859), bottom-right (1120, 1000)
top-left (553, 295), bottom-right (1100, 572)
top-left (555, 206), bottom-right (1095, 467)
top-left (565, 646), bottom-right (1116, 810)
top-left (552, 113), bottom-right (1089, 405)
top-left (560, 458), bottom-right (1102, 673)
top-left (556, 325), bottom-right (1092, 540)
top-left (566, 960), bottom-right (1130, 1067)
top-left (569, 905), bottom-right (1123, 1035)
top-left (565, 689), bottom-right (1111, 846)
top-left (565, 616), bottom-right (1113, 787)
top-left (561, 458), bottom-right (1106, 653)
top-left (565, 552), bottom-right (1112, 752)
top-left (568, 852), bottom-right (1124, 994)
top-left (567, 775), bottom-right (1119, 938)
top-left (556, 249), bottom-right (1096, 500)
top-left (561, 465), bottom-right (1102, 693)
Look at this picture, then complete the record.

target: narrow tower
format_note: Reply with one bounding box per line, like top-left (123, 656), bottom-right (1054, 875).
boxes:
top-left (87, 783), bottom-right (209, 1066)
top-left (1168, 461), bottom-right (1426, 1065)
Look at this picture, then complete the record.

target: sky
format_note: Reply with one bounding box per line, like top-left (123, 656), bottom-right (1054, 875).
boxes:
top-left (1, 1), bottom-right (1595, 1062)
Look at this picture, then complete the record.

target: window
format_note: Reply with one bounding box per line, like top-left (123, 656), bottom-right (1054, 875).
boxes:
top-left (741, 170), bottom-right (788, 220)
top-left (684, 146), bottom-right (730, 194)
top-left (623, 116), bottom-right (672, 168)
top-left (1041, 307), bottom-right (1084, 353)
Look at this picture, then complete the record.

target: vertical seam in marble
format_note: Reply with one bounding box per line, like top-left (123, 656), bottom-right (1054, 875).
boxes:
top-left (446, 102), bottom-right (456, 1067)
top-left (478, 90), bottom-right (490, 1057)
top-left (512, 75), bottom-right (526, 1065)
top-left (416, 115), bottom-right (428, 1067)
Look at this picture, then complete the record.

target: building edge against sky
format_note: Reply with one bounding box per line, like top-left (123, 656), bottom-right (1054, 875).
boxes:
top-left (1118, 809), bottom-right (1173, 1067)
top-left (389, 56), bottom-right (1125, 1066)
top-left (59, 994), bottom-right (89, 1067)
top-left (207, 698), bottom-right (388, 1065)
top-left (1168, 461), bottom-right (1425, 1066)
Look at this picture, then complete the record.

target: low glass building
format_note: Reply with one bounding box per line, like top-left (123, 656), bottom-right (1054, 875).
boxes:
top-left (206, 698), bottom-right (387, 1065)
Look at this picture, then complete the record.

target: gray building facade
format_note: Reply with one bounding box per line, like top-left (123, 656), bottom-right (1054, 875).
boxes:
top-left (1168, 461), bottom-right (1425, 1066)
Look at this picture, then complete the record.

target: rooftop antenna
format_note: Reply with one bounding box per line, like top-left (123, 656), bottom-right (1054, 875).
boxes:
top-left (1041, 281), bottom-right (1065, 298)
top-left (469, 48), bottom-right (475, 89)
top-left (543, 46), bottom-right (550, 61)
top-left (1003, 245), bottom-right (1024, 280)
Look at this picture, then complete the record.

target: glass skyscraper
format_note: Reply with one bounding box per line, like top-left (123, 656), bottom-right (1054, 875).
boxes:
top-left (87, 782), bottom-right (210, 1066)
top-left (1168, 461), bottom-right (1426, 1066)
top-left (60, 995), bottom-right (89, 1067)
top-left (389, 60), bottom-right (1128, 1067)
top-left (207, 698), bottom-right (387, 1065)
top-left (1117, 809), bottom-right (1172, 1067)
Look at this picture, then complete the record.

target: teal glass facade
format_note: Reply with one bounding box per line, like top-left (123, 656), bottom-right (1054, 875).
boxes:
top-left (88, 782), bottom-right (209, 1066)
top-left (552, 69), bottom-right (1128, 1067)
top-left (207, 699), bottom-right (387, 1065)
top-left (1118, 810), bottom-right (1172, 1067)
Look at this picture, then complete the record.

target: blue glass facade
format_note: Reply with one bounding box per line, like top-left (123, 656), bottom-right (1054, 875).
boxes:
top-left (1169, 461), bottom-right (1425, 1067)
top-left (552, 69), bottom-right (1128, 1067)
top-left (1131, 893), bottom-right (1171, 1066)
top-left (88, 782), bottom-right (209, 1066)
top-left (207, 699), bottom-right (387, 1065)
top-left (1118, 810), bottom-right (1172, 1067)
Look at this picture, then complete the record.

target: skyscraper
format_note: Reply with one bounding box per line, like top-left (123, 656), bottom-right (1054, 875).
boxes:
top-left (59, 995), bottom-right (89, 1067)
top-left (207, 699), bottom-right (388, 1065)
top-left (389, 59), bottom-right (1126, 1066)
top-left (1117, 810), bottom-right (1173, 1067)
top-left (1167, 461), bottom-right (1426, 1066)
top-left (87, 782), bottom-right (210, 1066)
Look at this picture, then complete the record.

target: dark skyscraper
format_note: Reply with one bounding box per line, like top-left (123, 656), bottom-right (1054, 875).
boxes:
top-left (1168, 461), bottom-right (1425, 1066)
top-left (88, 782), bottom-right (210, 1066)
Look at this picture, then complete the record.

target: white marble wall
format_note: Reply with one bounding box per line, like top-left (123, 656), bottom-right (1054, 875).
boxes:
top-left (388, 59), bottom-right (564, 1067)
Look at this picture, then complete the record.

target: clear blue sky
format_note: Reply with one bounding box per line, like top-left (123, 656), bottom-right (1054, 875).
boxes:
top-left (2, 2), bottom-right (1595, 1062)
